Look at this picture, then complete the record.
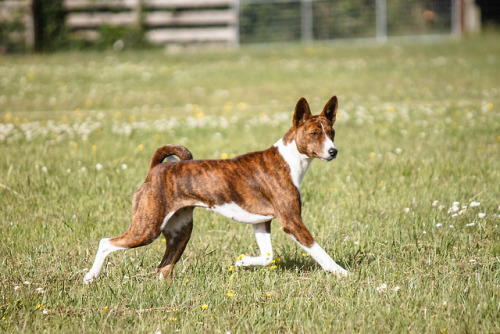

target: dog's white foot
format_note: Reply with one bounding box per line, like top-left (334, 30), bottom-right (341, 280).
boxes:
top-left (83, 270), bottom-right (98, 284)
top-left (235, 254), bottom-right (273, 267)
top-left (324, 263), bottom-right (349, 277)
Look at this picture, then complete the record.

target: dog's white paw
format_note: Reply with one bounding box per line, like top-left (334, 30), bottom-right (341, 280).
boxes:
top-left (325, 264), bottom-right (349, 277)
top-left (235, 254), bottom-right (272, 267)
top-left (83, 271), bottom-right (97, 284)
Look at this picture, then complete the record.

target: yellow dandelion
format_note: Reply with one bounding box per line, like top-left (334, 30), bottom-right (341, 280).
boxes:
top-left (129, 115), bottom-right (136, 122)
top-left (172, 308), bottom-right (178, 312)
top-left (265, 293), bottom-right (272, 298)
top-left (201, 304), bottom-right (208, 310)
top-left (72, 142), bottom-right (78, 150)
top-left (221, 153), bottom-right (228, 159)
top-left (237, 102), bottom-right (247, 111)
top-left (224, 102), bottom-right (233, 112)
top-left (276, 258), bottom-right (281, 263)
top-left (379, 180), bottom-right (385, 186)
top-left (162, 238), bottom-right (166, 242)
top-left (102, 305), bottom-right (108, 312)
top-left (91, 144), bottom-right (97, 151)
top-left (302, 253), bottom-right (310, 257)
top-left (84, 99), bottom-right (93, 109)
top-left (4, 113), bottom-right (12, 123)
top-left (114, 111), bottom-right (122, 119)
top-left (36, 303), bottom-right (43, 310)
top-left (194, 112), bottom-right (204, 119)
top-left (13, 117), bottom-right (20, 125)
top-left (497, 135), bottom-right (500, 142)
top-left (270, 265), bottom-right (277, 270)
top-left (185, 279), bottom-right (189, 283)
top-left (369, 152), bottom-right (376, 158)
top-left (228, 266), bottom-right (234, 272)
top-left (271, 260), bottom-right (275, 264)
top-left (137, 144), bottom-right (144, 151)
top-left (487, 102), bottom-right (493, 110)
top-left (226, 291), bottom-right (233, 297)
top-left (440, 329), bottom-right (447, 333)
top-left (386, 106), bottom-right (394, 113)
top-left (168, 317), bottom-right (178, 322)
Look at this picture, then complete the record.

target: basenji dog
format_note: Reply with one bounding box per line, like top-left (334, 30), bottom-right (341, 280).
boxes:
top-left (84, 96), bottom-right (348, 283)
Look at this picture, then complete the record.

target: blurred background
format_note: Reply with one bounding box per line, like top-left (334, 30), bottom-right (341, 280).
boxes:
top-left (0, 0), bottom-right (498, 53)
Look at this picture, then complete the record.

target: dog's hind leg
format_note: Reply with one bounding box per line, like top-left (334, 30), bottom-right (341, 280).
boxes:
top-left (84, 190), bottom-right (164, 283)
top-left (235, 221), bottom-right (273, 267)
top-left (157, 207), bottom-right (194, 280)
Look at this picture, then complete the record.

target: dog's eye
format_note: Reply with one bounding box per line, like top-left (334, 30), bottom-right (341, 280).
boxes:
top-left (310, 132), bottom-right (318, 136)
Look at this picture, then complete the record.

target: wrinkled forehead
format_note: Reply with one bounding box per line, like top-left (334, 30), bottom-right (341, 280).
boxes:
top-left (306, 115), bottom-right (334, 129)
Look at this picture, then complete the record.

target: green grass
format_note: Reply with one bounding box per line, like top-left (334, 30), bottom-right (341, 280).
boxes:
top-left (1, 34), bottom-right (499, 333)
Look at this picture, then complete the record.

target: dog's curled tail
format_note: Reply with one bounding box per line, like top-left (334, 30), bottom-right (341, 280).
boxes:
top-left (149, 144), bottom-right (193, 170)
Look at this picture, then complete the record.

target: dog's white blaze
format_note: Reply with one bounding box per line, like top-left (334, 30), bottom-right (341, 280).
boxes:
top-left (320, 122), bottom-right (336, 160)
top-left (201, 202), bottom-right (274, 224)
top-left (83, 238), bottom-right (126, 283)
top-left (274, 138), bottom-right (312, 189)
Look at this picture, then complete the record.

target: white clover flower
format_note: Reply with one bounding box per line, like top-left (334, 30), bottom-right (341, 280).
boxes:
top-left (41, 166), bottom-right (48, 173)
top-left (14, 285), bottom-right (21, 291)
top-left (470, 201), bottom-right (480, 207)
top-left (403, 208), bottom-right (410, 213)
top-left (478, 213), bottom-right (486, 218)
top-left (432, 200), bottom-right (439, 206)
top-left (121, 164), bottom-right (128, 170)
top-left (376, 283), bottom-right (387, 293)
top-left (422, 230), bottom-right (427, 235)
top-left (436, 223), bottom-right (442, 227)
top-left (80, 167), bottom-right (87, 173)
top-left (96, 163), bottom-right (103, 171)
top-left (466, 222), bottom-right (475, 227)
top-left (392, 286), bottom-right (401, 292)
top-left (35, 288), bottom-right (45, 294)
top-left (395, 147), bottom-right (402, 154)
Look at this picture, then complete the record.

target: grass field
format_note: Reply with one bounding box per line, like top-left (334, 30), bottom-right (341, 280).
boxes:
top-left (1, 33), bottom-right (499, 333)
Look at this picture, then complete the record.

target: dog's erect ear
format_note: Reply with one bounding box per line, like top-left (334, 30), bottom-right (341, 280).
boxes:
top-left (321, 96), bottom-right (338, 124)
top-left (293, 97), bottom-right (312, 127)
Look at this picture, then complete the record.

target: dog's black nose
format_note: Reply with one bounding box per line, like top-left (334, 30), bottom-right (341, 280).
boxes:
top-left (329, 148), bottom-right (338, 159)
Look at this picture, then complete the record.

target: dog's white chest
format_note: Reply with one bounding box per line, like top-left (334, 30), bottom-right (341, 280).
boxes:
top-left (201, 202), bottom-right (274, 224)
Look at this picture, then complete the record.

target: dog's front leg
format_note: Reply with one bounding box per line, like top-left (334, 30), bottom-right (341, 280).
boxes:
top-left (281, 216), bottom-right (348, 277)
top-left (235, 221), bottom-right (273, 267)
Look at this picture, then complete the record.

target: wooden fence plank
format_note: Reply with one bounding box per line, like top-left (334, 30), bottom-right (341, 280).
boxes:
top-left (144, 10), bottom-right (237, 26)
top-left (146, 27), bottom-right (237, 43)
top-left (63, 0), bottom-right (138, 10)
top-left (144, 0), bottom-right (235, 9)
top-left (68, 13), bottom-right (138, 28)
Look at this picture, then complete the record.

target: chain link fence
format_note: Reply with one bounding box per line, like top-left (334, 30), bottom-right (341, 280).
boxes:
top-left (239, 0), bottom-right (457, 44)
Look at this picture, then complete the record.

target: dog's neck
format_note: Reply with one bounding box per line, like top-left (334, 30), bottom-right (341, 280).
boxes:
top-left (274, 137), bottom-right (313, 190)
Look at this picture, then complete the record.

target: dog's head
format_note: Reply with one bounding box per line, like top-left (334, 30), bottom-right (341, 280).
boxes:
top-left (287, 96), bottom-right (338, 161)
